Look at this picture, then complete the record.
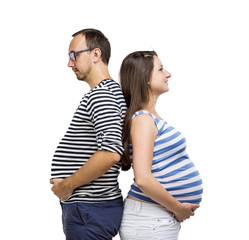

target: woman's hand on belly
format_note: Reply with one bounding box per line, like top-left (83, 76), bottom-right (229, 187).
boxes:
top-left (174, 202), bottom-right (200, 222)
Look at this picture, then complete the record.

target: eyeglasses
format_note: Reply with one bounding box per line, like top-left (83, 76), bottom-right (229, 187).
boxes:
top-left (68, 49), bottom-right (93, 61)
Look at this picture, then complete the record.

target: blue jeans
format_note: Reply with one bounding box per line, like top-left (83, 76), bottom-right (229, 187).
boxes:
top-left (60, 197), bottom-right (123, 240)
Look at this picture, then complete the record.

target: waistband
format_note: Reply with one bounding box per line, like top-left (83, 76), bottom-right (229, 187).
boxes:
top-left (124, 198), bottom-right (174, 218)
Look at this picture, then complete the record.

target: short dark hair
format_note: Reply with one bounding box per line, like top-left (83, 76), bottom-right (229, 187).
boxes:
top-left (72, 28), bottom-right (111, 65)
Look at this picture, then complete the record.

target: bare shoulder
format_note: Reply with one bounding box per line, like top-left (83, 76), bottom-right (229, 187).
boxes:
top-left (131, 113), bottom-right (157, 139)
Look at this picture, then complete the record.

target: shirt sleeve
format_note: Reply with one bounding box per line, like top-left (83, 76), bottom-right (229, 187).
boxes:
top-left (86, 88), bottom-right (124, 155)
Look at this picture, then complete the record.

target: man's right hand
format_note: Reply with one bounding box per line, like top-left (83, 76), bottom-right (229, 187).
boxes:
top-left (50, 178), bottom-right (74, 201)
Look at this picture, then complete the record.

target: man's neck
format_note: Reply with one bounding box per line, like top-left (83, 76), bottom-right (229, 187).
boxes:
top-left (86, 66), bottom-right (112, 89)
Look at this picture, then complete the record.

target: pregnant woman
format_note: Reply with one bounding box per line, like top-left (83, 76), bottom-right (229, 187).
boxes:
top-left (119, 51), bottom-right (203, 240)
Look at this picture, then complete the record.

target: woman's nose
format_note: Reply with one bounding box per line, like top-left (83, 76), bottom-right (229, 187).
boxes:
top-left (165, 70), bottom-right (171, 78)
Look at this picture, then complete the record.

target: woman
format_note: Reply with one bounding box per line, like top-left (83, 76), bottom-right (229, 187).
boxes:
top-left (119, 51), bottom-right (203, 240)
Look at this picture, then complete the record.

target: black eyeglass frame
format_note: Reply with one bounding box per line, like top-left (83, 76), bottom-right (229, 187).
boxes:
top-left (68, 48), bottom-right (94, 61)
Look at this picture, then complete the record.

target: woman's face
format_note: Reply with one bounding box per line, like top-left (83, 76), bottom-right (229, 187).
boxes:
top-left (149, 56), bottom-right (171, 97)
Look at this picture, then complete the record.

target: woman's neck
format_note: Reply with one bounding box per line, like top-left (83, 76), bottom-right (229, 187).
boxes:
top-left (141, 95), bottom-right (164, 120)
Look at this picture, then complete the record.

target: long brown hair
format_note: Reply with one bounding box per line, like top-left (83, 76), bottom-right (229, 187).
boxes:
top-left (120, 51), bottom-right (157, 170)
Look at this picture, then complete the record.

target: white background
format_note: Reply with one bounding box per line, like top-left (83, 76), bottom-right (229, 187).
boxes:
top-left (1, 0), bottom-right (249, 239)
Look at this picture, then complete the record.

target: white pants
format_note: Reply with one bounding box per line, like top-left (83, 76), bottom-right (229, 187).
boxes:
top-left (119, 199), bottom-right (181, 240)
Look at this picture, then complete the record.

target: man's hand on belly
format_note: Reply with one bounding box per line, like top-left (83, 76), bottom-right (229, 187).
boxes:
top-left (50, 178), bottom-right (73, 201)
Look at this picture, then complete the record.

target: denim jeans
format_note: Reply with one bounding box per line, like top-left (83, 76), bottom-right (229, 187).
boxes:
top-left (119, 199), bottom-right (181, 240)
top-left (60, 197), bottom-right (123, 240)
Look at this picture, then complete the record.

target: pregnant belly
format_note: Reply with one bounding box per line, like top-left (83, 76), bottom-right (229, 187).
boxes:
top-left (159, 168), bottom-right (203, 204)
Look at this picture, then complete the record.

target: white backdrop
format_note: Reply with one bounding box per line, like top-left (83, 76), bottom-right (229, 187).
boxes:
top-left (1, 0), bottom-right (248, 239)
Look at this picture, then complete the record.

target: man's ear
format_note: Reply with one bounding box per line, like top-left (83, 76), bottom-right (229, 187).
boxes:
top-left (92, 48), bottom-right (102, 63)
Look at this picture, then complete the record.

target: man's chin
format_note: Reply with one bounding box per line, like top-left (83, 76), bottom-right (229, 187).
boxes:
top-left (76, 74), bottom-right (85, 81)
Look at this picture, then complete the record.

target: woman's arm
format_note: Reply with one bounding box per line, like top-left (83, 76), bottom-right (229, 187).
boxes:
top-left (131, 114), bottom-right (199, 222)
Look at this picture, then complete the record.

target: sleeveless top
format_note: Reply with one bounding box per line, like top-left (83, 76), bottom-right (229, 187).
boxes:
top-left (128, 110), bottom-right (203, 204)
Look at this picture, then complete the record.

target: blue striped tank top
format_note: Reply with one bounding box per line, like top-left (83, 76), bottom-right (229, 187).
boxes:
top-left (128, 110), bottom-right (203, 204)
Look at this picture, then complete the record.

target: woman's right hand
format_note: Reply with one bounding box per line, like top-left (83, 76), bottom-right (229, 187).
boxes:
top-left (174, 203), bottom-right (200, 222)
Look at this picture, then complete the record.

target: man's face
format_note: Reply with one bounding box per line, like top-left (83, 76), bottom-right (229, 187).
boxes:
top-left (67, 35), bottom-right (92, 81)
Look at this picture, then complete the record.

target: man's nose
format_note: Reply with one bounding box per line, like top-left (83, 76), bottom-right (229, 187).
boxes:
top-left (68, 58), bottom-right (74, 68)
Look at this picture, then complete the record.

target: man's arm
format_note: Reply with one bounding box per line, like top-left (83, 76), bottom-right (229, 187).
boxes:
top-left (51, 150), bottom-right (120, 200)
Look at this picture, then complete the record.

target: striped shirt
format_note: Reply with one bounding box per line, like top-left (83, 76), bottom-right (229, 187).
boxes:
top-left (128, 110), bottom-right (203, 204)
top-left (51, 79), bottom-right (127, 203)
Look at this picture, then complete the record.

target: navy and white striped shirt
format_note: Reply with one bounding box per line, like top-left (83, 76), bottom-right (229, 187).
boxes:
top-left (51, 79), bottom-right (127, 203)
top-left (128, 110), bottom-right (203, 204)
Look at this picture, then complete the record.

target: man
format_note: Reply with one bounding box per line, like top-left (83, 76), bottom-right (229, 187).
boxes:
top-left (50, 29), bottom-right (127, 240)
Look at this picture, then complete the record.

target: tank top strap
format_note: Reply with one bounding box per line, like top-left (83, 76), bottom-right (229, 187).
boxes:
top-left (132, 110), bottom-right (160, 125)
top-left (132, 110), bottom-right (153, 119)
top-left (132, 110), bottom-right (163, 135)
